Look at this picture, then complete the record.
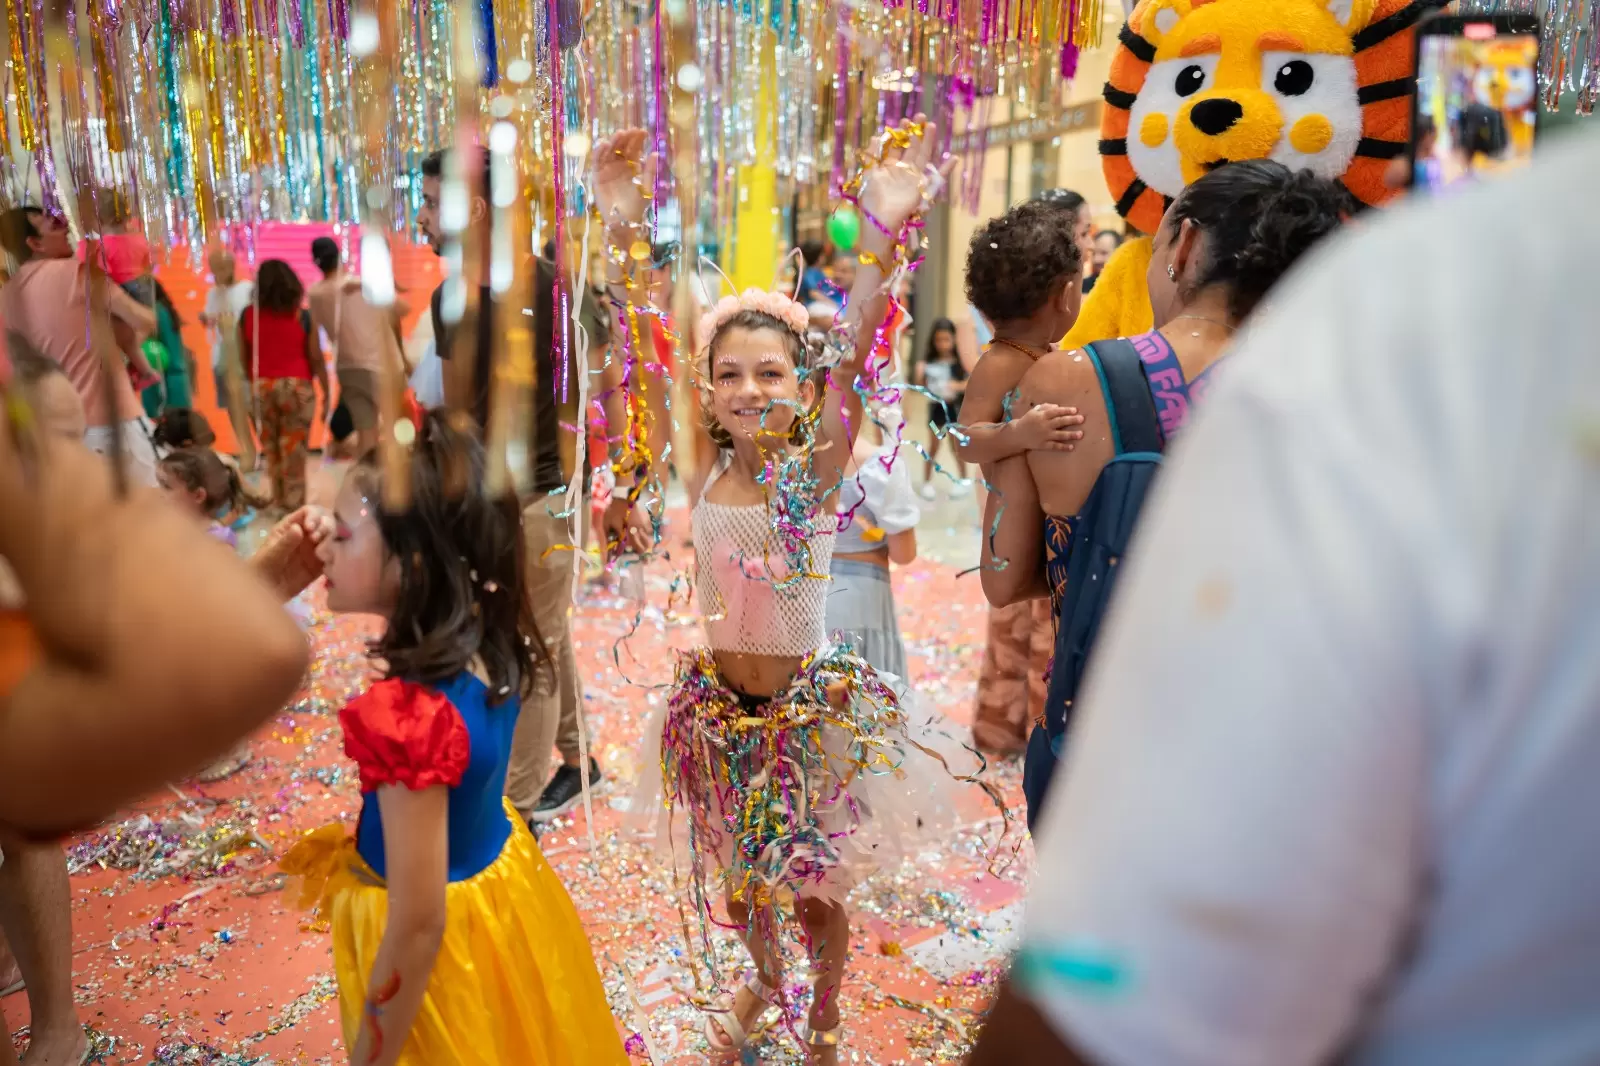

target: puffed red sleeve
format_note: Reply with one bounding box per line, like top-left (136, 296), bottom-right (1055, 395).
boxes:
top-left (339, 679), bottom-right (471, 792)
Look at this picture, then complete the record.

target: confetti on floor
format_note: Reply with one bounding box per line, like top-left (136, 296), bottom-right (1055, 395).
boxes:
top-left (6, 537), bottom-right (1028, 1065)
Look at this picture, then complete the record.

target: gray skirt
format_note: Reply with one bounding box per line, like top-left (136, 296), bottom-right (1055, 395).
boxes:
top-left (826, 557), bottom-right (910, 682)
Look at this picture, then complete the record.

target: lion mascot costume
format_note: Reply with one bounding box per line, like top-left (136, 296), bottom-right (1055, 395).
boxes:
top-left (1472, 38), bottom-right (1537, 157)
top-left (1064, 0), bottom-right (1445, 348)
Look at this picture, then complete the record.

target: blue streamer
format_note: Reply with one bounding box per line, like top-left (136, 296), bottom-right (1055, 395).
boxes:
top-left (478, 0), bottom-right (497, 87)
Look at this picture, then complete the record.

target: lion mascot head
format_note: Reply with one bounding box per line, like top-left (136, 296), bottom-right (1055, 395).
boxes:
top-left (1063, 0), bottom-right (1444, 349)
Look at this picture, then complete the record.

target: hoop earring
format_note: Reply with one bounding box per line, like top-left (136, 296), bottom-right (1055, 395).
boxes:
top-left (1166, 264), bottom-right (1177, 281)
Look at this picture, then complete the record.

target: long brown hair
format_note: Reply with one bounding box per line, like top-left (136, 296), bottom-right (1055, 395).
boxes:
top-left (255, 259), bottom-right (305, 314)
top-left (356, 410), bottom-right (549, 701)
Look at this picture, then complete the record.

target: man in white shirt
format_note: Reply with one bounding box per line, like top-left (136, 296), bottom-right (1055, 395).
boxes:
top-left (970, 132), bottom-right (1600, 1066)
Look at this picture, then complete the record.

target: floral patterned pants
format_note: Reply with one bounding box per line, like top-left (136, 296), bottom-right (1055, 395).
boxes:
top-left (253, 378), bottom-right (316, 510)
top-left (971, 598), bottom-right (1052, 756)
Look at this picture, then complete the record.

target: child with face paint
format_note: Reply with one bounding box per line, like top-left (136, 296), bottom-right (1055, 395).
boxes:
top-left (600, 121), bottom-right (973, 1062)
top-left (279, 410), bottom-right (627, 1066)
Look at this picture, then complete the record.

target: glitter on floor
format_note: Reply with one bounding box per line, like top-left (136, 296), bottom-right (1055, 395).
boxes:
top-left (6, 548), bottom-right (1027, 1065)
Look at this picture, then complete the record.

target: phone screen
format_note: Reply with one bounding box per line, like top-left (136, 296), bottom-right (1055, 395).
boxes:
top-left (1413, 24), bottom-right (1539, 192)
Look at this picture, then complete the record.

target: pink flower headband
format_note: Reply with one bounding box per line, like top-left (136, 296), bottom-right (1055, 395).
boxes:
top-left (697, 287), bottom-right (810, 345)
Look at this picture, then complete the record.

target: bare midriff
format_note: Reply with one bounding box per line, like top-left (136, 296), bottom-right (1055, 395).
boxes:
top-left (712, 650), bottom-right (810, 699)
top-left (833, 546), bottom-right (889, 568)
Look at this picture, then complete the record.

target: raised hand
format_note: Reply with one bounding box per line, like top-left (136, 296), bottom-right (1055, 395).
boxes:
top-left (252, 506), bottom-right (335, 602)
top-left (591, 129), bottom-right (662, 232)
top-left (855, 114), bottom-right (960, 241)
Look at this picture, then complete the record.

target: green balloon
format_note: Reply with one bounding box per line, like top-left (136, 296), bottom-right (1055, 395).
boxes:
top-left (827, 207), bottom-right (861, 252)
top-left (141, 338), bottom-right (170, 375)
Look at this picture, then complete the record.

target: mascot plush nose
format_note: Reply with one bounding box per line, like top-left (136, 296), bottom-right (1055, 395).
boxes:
top-left (1190, 98), bottom-right (1245, 135)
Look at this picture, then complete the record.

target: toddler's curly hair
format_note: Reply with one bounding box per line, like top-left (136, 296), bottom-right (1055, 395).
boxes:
top-left (964, 199), bottom-right (1084, 325)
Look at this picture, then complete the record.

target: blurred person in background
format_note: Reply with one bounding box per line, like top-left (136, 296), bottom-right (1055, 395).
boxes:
top-left (807, 249), bottom-right (858, 329)
top-left (914, 316), bottom-right (969, 497)
top-left (241, 259), bottom-right (326, 511)
top-left (0, 206), bottom-right (160, 486)
top-left (199, 247), bottom-right (256, 467)
top-left (122, 275), bottom-right (193, 419)
top-left (796, 239), bottom-right (828, 305)
top-left (1083, 229), bottom-right (1123, 294)
top-left (416, 147), bottom-right (614, 831)
top-left (970, 128), bottom-right (1600, 1066)
top-left (308, 235), bottom-right (401, 459)
top-left (1036, 187), bottom-right (1096, 286)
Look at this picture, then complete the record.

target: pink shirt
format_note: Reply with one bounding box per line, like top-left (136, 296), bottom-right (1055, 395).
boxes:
top-left (0, 259), bottom-right (145, 427)
top-left (77, 234), bottom-right (152, 284)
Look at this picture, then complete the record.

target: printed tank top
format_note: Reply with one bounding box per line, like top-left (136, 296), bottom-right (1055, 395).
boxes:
top-left (1045, 329), bottom-right (1220, 611)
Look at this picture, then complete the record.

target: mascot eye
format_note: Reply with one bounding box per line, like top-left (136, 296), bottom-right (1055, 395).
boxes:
top-left (1175, 64), bottom-right (1207, 97)
top-left (1274, 60), bottom-right (1315, 96)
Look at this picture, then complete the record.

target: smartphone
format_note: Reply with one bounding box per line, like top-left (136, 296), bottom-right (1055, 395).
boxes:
top-left (1409, 14), bottom-right (1541, 192)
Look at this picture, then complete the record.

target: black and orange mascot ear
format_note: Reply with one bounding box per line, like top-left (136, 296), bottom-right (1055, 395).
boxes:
top-left (1064, 0), bottom-right (1446, 349)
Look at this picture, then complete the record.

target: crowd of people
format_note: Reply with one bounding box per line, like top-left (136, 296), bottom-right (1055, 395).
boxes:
top-left (0, 108), bottom-right (1596, 1066)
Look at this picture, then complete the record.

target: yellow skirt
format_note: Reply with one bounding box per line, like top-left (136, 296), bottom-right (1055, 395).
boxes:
top-left (281, 801), bottom-right (629, 1066)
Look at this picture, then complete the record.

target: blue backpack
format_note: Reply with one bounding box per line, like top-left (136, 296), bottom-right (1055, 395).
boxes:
top-left (1022, 337), bottom-right (1167, 829)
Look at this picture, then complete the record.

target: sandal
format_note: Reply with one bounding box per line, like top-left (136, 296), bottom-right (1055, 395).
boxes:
top-left (197, 748), bottom-right (252, 783)
top-left (703, 974), bottom-right (779, 1052)
top-left (799, 1019), bottom-right (842, 1060)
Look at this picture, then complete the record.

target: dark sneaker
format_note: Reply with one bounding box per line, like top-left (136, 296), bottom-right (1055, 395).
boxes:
top-left (530, 758), bottom-right (604, 822)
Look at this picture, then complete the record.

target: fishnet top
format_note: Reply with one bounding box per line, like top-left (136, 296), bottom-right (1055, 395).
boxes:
top-left (694, 457), bottom-right (836, 657)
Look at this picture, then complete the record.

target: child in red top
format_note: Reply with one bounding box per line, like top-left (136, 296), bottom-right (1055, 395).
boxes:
top-left (77, 189), bottom-right (152, 283)
top-left (239, 260), bottom-right (327, 510)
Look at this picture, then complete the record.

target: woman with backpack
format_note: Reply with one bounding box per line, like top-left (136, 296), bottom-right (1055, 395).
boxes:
top-left (979, 161), bottom-right (1349, 826)
top-left (240, 259), bottom-right (329, 511)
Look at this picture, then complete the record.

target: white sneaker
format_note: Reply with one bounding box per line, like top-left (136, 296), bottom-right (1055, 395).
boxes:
top-left (948, 480), bottom-right (973, 500)
top-left (917, 483), bottom-right (939, 501)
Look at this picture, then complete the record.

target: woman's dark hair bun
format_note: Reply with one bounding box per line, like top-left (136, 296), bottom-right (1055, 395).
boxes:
top-left (1171, 160), bottom-right (1350, 320)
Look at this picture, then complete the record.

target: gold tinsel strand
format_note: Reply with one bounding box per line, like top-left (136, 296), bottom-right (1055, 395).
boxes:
top-left (9, 0), bottom-right (38, 152)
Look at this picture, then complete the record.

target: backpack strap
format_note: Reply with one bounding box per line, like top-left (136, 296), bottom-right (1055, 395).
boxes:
top-left (1084, 338), bottom-right (1162, 456)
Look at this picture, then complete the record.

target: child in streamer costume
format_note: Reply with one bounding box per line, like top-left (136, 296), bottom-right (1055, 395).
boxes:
top-left (279, 410), bottom-right (628, 1066)
top-left (602, 121), bottom-right (965, 1062)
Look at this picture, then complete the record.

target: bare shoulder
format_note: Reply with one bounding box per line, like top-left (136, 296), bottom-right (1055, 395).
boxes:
top-left (1020, 348), bottom-right (1103, 408)
top-left (968, 347), bottom-right (1035, 392)
top-left (961, 347), bottom-right (1036, 422)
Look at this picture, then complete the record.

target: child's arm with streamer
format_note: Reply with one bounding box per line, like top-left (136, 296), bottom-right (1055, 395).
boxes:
top-left (817, 115), bottom-right (958, 485)
top-left (981, 450), bottom-right (1048, 604)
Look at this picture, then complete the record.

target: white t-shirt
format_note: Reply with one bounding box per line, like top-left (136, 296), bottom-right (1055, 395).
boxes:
top-left (1022, 132), bottom-right (1600, 1066)
top-left (835, 442), bottom-right (920, 555)
top-left (204, 281), bottom-right (255, 360)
